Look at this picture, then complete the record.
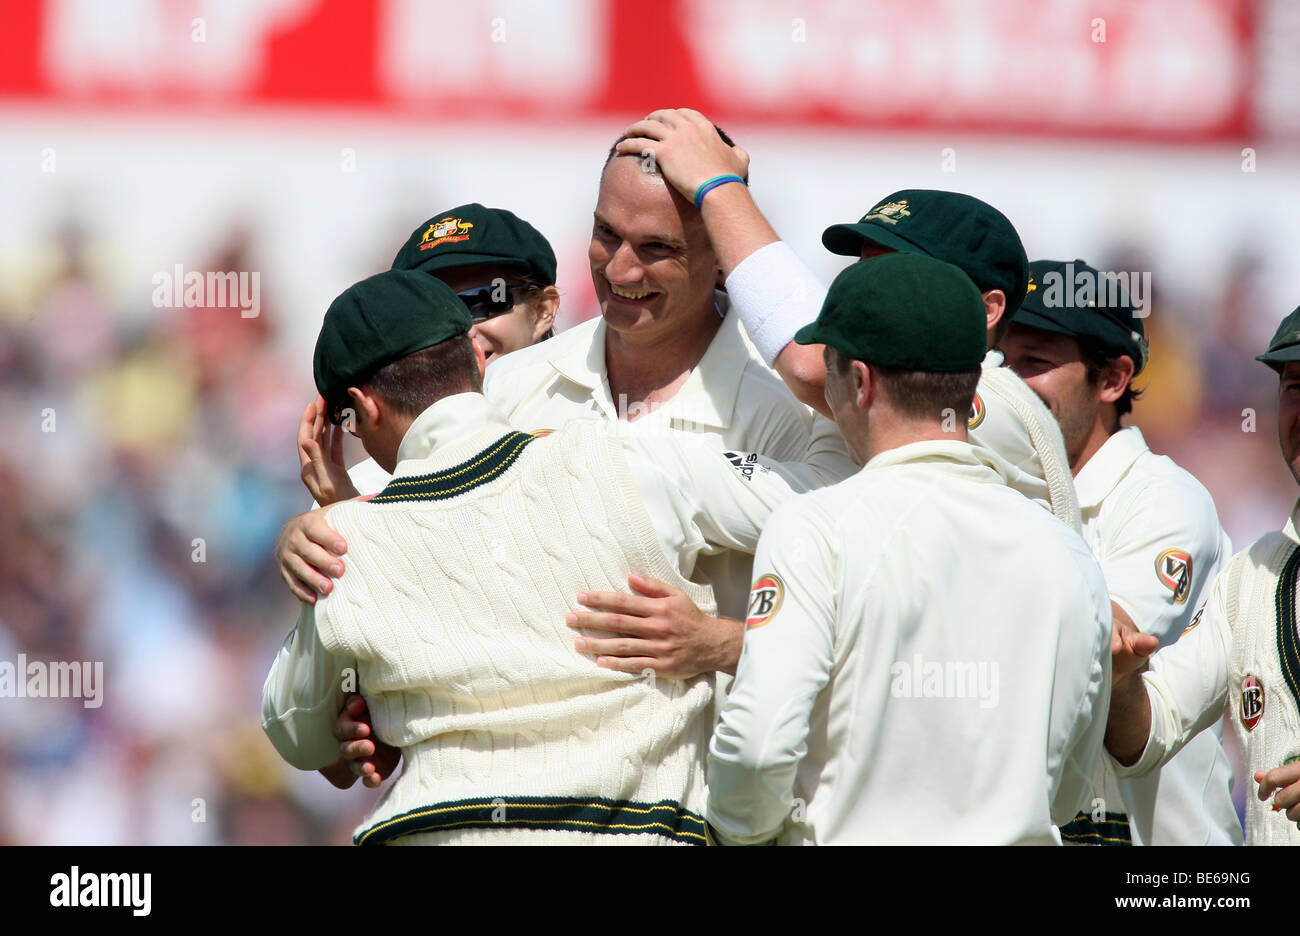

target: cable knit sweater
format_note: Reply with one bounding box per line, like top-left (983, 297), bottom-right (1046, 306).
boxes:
top-left (311, 414), bottom-right (717, 845)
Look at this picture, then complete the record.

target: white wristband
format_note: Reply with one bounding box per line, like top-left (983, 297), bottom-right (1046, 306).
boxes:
top-left (724, 241), bottom-right (828, 367)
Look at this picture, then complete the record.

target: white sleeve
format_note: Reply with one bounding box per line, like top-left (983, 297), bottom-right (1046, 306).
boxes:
top-left (706, 502), bottom-right (838, 844)
top-left (723, 241), bottom-right (827, 367)
top-left (1049, 546), bottom-right (1114, 825)
top-left (624, 430), bottom-right (853, 557)
top-left (261, 603), bottom-right (354, 770)
top-left (1101, 480), bottom-right (1227, 647)
top-left (1110, 567), bottom-right (1235, 778)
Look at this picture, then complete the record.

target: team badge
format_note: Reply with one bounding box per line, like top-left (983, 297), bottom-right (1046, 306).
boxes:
top-left (1240, 675), bottom-right (1264, 732)
top-left (967, 392), bottom-right (985, 430)
top-left (863, 200), bottom-right (911, 225)
top-left (419, 216), bottom-right (475, 251)
top-left (1181, 605), bottom-right (1204, 635)
top-left (746, 574), bottom-right (784, 629)
top-left (1026, 273), bottom-right (1037, 294)
top-left (1155, 548), bottom-right (1193, 604)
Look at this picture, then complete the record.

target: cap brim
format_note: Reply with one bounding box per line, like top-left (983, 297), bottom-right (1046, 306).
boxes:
top-left (1257, 347), bottom-right (1300, 373)
top-left (408, 252), bottom-right (535, 279)
top-left (1006, 306), bottom-right (1079, 338)
top-left (821, 222), bottom-right (924, 258)
top-left (793, 321), bottom-right (830, 346)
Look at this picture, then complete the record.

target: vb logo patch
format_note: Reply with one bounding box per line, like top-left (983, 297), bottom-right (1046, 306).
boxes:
top-left (1155, 548), bottom-right (1192, 604)
top-left (1240, 675), bottom-right (1264, 732)
top-left (746, 574), bottom-right (784, 629)
top-left (967, 392), bottom-right (985, 430)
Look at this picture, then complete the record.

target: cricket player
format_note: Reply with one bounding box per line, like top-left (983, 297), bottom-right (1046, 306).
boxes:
top-left (1105, 305), bottom-right (1300, 846)
top-left (299, 202), bottom-right (560, 508)
top-left (705, 253), bottom-right (1112, 845)
top-left (1000, 258), bottom-right (1240, 846)
top-left (279, 121), bottom-right (854, 691)
top-left (616, 108), bottom-right (1081, 531)
top-left (262, 270), bottom-right (837, 843)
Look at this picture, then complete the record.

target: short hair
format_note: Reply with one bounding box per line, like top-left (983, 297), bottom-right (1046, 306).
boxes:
top-left (1078, 337), bottom-right (1141, 422)
top-left (338, 334), bottom-right (481, 423)
top-left (602, 123), bottom-right (744, 179)
top-left (828, 346), bottom-right (982, 422)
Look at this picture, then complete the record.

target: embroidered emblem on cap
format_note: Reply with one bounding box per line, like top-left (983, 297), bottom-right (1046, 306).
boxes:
top-left (864, 200), bottom-right (911, 225)
top-left (420, 217), bottom-right (475, 251)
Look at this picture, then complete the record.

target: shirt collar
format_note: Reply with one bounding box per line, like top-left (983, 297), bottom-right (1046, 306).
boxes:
top-left (394, 392), bottom-right (515, 466)
top-left (1284, 497), bottom-right (1300, 544)
top-left (862, 438), bottom-right (1012, 485)
top-left (545, 292), bottom-right (741, 429)
top-left (1073, 425), bottom-right (1149, 509)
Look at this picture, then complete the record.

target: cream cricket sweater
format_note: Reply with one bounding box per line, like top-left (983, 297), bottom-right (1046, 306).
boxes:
top-left (315, 403), bottom-right (717, 846)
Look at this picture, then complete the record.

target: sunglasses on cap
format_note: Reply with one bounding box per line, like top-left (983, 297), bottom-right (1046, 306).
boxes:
top-left (456, 283), bottom-right (534, 323)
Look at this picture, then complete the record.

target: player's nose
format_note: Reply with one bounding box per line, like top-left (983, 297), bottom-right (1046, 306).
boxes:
top-left (602, 240), bottom-right (644, 286)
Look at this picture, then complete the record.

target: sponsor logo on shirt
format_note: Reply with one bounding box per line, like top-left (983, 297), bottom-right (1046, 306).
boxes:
top-left (746, 574), bottom-right (784, 629)
top-left (1181, 605), bottom-right (1204, 635)
top-left (1240, 674), bottom-right (1264, 732)
top-left (967, 392), bottom-right (985, 430)
top-left (1155, 547), bottom-right (1193, 604)
top-left (724, 450), bottom-right (767, 482)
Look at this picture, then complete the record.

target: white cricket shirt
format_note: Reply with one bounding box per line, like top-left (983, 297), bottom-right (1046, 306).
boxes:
top-left (1071, 426), bottom-right (1241, 845)
top-left (706, 440), bottom-right (1112, 845)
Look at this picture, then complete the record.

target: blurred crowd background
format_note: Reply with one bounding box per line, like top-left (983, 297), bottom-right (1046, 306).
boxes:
top-left (1, 0), bottom-right (1297, 844)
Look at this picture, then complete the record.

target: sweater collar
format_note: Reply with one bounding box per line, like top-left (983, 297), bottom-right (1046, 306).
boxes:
top-left (394, 392), bottom-right (516, 469)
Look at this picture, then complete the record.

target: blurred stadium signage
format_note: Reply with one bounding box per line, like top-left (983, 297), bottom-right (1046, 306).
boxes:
top-left (0, 0), bottom-right (1288, 140)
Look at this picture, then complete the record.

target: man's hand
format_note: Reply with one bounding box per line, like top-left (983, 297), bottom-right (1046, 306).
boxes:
top-left (333, 693), bottom-right (400, 788)
top-left (299, 396), bottom-right (360, 506)
top-left (615, 108), bottom-right (750, 204)
top-left (276, 508), bottom-right (348, 604)
top-left (1256, 761), bottom-right (1300, 826)
top-left (1111, 601), bottom-right (1159, 681)
top-left (566, 573), bottom-right (743, 679)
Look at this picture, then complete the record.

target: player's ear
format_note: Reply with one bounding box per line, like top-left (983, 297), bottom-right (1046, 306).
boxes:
top-left (1097, 355), bottom-right (1135, 404)
top-left (981, 289), bottom-right (1006, 337)
top-left (346, 386), bottom-right (381, 429)
top-left (470, 335), bottom-right (487, 377)
top-left (530, 287), bottom-right (559, 342)
top-left (852, 359), bottom-right (873, 409)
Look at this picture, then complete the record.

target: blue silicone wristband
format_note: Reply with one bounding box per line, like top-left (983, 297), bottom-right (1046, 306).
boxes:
top-left (693, 174), bottom-right (746, 210)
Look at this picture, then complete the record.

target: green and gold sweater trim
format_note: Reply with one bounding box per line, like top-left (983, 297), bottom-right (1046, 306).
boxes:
top-left (369, 431), bottom-right (541, 504)
top-left (355, 795), bottom-right (712, 846)
top-left (1275, 544), bottom-right (1300, 715)
top-left (1059, 811), bottom-right (1132, 846)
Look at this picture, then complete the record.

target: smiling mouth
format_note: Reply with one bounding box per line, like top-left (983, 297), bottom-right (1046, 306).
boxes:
top-left (607, 282), bottom-right (657, 302)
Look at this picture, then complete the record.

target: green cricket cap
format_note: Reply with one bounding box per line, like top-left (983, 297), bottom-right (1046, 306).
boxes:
top-left (822, 189), bottom-right (1030, 315)
top-left (392, 203), bottom-right (557, 285)
top-left (1257, 305), bottom-right (1300, 373)
top-left (1014, 259), bottom-right (1149, 374)
top-left (314, 269), bottom-right (472, 422)
top-left (794, 252), bottom-right (987, 372)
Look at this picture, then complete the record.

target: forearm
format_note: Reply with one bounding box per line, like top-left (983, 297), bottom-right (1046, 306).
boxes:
top-left (711, 617), bottom-right (744, 676)
top-left (1104, 672), bottom-right (1153, 767)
